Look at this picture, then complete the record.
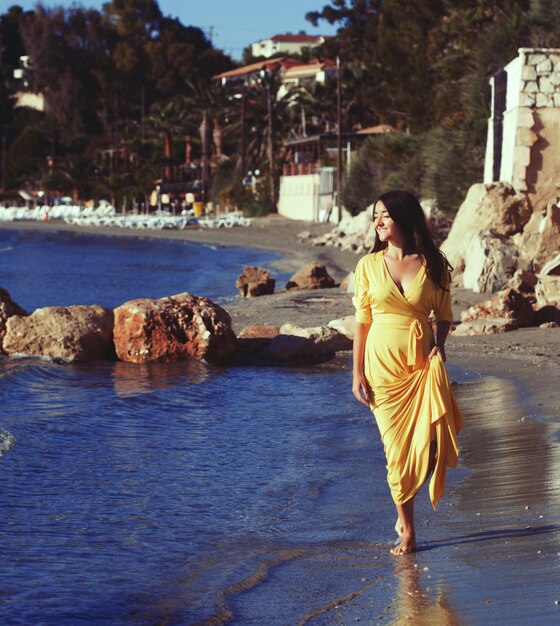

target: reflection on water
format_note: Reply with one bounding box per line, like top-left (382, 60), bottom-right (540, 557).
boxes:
top-left (389, 560), bottom-right (460, 626)
top-left (112, 359), bottom-right (211, 396)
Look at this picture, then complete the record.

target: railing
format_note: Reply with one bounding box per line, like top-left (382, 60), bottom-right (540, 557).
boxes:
top-left (282, 162), bottom-right (320, 176)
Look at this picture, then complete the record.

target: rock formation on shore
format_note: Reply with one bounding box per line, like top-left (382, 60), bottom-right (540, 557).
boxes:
top-left (3, 305), bottom-right (114, 362)
top-left (235, 266), bottom-right (275, 297)
top-left (536, 253), bottom-right (560, 307)
top-left (0, 288), bottom-right (28, 353)
top-left (260, 322), bottom-right (352, 361)
top-left (286, 263), bottom-right (335, 290)
top-left (304, 200), bottom-right (452, 253)
top-left (442, 182), bottom-right (560, 294)
top-left (113, 293), bottom-right (236, 365)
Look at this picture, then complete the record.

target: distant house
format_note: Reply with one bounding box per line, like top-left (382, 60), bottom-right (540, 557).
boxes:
top-left (251, 33), bottom-right (328, 59)
top-left (278, 59), bottom-right (336, 98)
top-left (279, 126), bottom-right (395, 223)
top-left (12, 55), bottom-right (44, 111)
top-left (214, 57), bottom-right (300, 87)
top-left (214, 57), bottom-right (335, 99)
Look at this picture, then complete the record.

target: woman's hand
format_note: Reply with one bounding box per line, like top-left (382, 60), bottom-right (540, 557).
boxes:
top-left (353, 372), bottom-right (372, 406)
top-left (428, 345), bottom-right (446, 362)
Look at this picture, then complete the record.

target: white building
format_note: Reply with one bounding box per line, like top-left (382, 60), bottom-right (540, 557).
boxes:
top-left (251, 33), bottom-right (328, 59)
top-left (278, 60), bottom-right (336, 98)
top-left (485, 47), bottom-right (560, 209)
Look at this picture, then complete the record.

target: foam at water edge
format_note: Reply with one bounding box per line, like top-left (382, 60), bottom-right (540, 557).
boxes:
top-left (0, 428), bottom-right (16, 458)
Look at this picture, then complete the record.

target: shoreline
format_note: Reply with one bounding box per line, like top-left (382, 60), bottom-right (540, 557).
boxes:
top-left (2, 217), bottom-right (557, 421)
top-left (2, 217), bottom-right (560, 622)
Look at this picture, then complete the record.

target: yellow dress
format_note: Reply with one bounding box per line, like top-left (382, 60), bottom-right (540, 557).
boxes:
top-left (353, 251), bottom-right (463, 509)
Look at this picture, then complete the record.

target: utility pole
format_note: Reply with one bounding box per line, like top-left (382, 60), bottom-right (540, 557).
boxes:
top-left (240, 80), bottom-right (246, 177)
top-left (262, 69), bottom-right (276, 211)
top-left (336, 55), bottom-right (342, 224)
top-left (1, 134), bottom-right (6, 191)
top-left (200, 109), bottom-right (210, 202)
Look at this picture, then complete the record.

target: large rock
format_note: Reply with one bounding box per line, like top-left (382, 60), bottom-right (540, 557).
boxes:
top-left (0, 288), bottom-right (28, 353)
top-left (453, 319), bottom-right (519, 335)
top-left (286, 263), bottom-right (335, 290)
top-left (310, 210), bottom-right (375, 254)
top-left (458, 288), bottom-right (535, 334)
top-left (261, 323), bottom-right (351, 360)
top-left (3, 305), bottom-right (114, 362)
top-left (113, 293), bottom-right (236, 365)
top-left (235, 266), bottom-right (275, 297)
top-left (236, 324), bottom-right (279, 355)
top-left (513, 202), bottom-right (560, 272)
top-left (327, 315), bottom-right (356, 340)
top-left (461, 235), bottom-right (519, 293)
top-left (442, 183), bottom-right (532, 290)
top-left (535, 252), bottom-right (560, 307)
top-left (339, 272), bottom-right (353, 292)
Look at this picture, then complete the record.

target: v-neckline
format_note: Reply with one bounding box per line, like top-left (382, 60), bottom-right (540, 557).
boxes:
top-left (382, 252), bottom-right (425, 297)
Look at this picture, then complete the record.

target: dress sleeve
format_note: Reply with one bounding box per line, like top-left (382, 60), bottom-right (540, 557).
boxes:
top-left (434, 271), bottom-right (453, 323)
top-left (352, 258), bottom-right (373, 324)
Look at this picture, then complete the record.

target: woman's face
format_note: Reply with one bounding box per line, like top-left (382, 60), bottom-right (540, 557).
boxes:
top-left (373, 201), bottom-right (402, 243)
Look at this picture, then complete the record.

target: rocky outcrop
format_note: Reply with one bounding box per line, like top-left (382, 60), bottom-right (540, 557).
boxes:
top-left (260, 323), bottom-right (352, 361)
top-left (311, 210), bottom-right (376, 254)
top-left (113, 293), bottom-right (236, 365)
top-left (340, 272), bottom-right (353, 292)
top-left (286, 263), bottom-right (335, 290)
top-left (442, 183), bottom-right (532, 292)
top-left (3, 305), bottom-right (114, 361)
top-left (235, 266), bottom-right (275, 297)
top-left (461, 235), bottom-right (519, 293)
top-left (327, 315), bottom-right (356, 340)
top-left (513, 202), bottom-right (560, 272)
top-left (0, 288), bottom-right (28, 353)
top-left (535, 252), bottom-right (560, 307)
top-left (236, 324), bottom-right (279, 355)
top-left (454, 288), bottom-right (535, 335)
top-left (307, 199), bottom-right (451, 253)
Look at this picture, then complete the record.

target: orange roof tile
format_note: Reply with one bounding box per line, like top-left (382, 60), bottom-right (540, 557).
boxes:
top-left (214, 57), bottom-right (300, 80)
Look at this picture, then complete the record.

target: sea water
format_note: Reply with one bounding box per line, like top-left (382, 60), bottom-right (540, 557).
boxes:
top-left (0, 228), bottom-right (470, 625)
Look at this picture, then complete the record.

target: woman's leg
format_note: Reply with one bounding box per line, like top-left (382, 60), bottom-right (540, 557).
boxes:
top-left (391, 497), bottom-right (417, 555)
top-left (394, 441), bottom-right (437, 539)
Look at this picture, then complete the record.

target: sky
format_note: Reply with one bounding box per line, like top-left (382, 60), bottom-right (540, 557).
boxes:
top-left (6, 0), bottom-right (339, 59)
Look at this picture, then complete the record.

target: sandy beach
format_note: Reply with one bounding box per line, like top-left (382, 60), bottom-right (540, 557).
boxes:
top-left (1, 216), bottom-right (559, 624)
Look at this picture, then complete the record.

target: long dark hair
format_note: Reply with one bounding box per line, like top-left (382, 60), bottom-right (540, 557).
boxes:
top-left (369, 189), bottom-right (452, 290)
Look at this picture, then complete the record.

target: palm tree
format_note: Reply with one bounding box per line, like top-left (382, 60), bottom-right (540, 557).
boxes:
top-left (184, 79), bottom-right (236, 200)
top-left (243, 68), bottom-right (303, 210)
top-left (145, 98), bottom-right (190, 180)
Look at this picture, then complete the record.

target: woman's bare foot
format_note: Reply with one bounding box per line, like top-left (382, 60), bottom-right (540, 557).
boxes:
top-left (390, 532), bottom-right (417, 556)
top-left (395, 517), bottom-right (404, 538)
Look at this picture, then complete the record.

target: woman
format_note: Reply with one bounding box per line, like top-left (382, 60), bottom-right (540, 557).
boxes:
top-left (352, 189), bottom-right (463, 556)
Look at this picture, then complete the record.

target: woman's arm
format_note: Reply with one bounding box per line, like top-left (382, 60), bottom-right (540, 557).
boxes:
top-left (353, 322), bottom-right (372, 406)
top-left (429, 320), bottom-right (451, 361)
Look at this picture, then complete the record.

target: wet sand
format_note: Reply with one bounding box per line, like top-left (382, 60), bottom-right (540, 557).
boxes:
top-left (2, 217), bottom-right (560, 624)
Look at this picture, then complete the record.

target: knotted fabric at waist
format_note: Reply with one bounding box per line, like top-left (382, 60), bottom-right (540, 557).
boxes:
top-left (372, 313), bottom-right (431, 368)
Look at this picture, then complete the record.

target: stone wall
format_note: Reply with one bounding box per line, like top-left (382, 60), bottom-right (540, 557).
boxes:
top-left (485, 48), bottom-right (560, 210)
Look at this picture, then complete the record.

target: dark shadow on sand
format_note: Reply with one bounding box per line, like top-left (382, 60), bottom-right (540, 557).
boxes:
top-left (418, 524), bottom-right (560, 552)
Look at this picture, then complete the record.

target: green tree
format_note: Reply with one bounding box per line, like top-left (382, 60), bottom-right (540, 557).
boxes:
top-left (145, 98), bottom-right (190, 180)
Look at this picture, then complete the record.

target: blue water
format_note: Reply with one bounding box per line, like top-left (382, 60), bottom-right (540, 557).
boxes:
top-left (0, 228), bottom-right (284, 310)
top-left (0, 227), bottom-right (471, 625)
